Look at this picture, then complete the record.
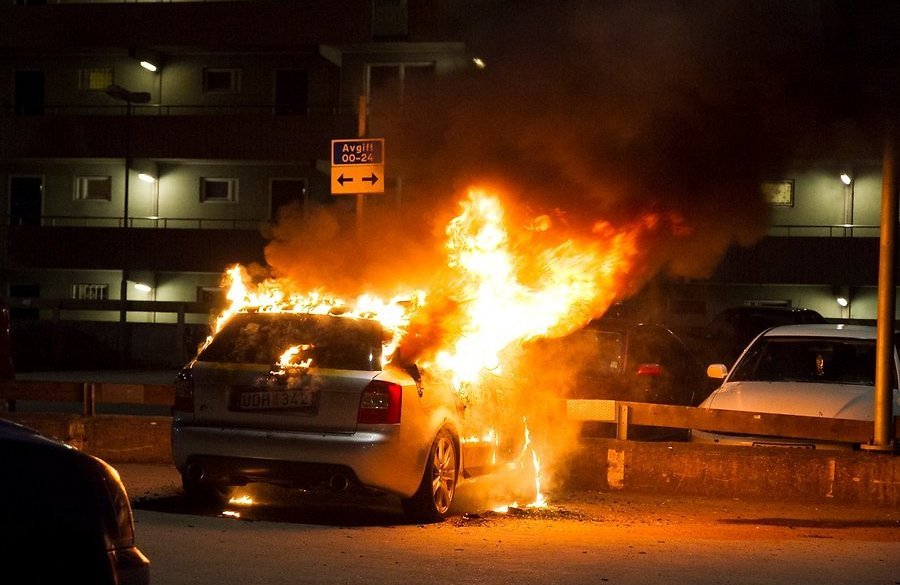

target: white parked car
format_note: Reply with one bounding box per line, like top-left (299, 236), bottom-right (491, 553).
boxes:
top-left (171, 311), bottom-right (505, 522)
top-left (691, 324), bottom-right (900, 449)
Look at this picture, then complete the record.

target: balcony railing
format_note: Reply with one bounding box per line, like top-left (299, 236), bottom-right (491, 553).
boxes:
top-left (3, 215), bottom-right (271, 230)
top-left (1, 104), bottom-right (357, 117)
top-left (766, 224), bottom-right (882, 238)
top-left (3, 216), bottom-right (886, 236)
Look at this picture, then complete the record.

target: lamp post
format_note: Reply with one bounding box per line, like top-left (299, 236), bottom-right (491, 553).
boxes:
top-left (105, 84), bottom-right (151, 362)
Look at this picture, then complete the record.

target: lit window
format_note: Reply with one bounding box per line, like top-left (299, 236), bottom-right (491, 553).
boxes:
top-left (203, 69), bottom-right (241, 93)
top-left (72, 284), bottom-right (109, 300)
top-left (198, 286), bottom-right (225, 306)
top-left (200, 178), bottom-right (238, 202)
top-left (74, 176), bottom-right (112, 201)
top-left (78, 68), bottom-right (114, 91)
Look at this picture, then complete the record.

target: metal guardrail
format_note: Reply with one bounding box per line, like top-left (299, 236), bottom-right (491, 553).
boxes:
top-left (0, 380), bottom-right (174, 416)
top-left (1, 379), bottom-right (896, 448)
top-left (567, 399), bottom-right (900, 446)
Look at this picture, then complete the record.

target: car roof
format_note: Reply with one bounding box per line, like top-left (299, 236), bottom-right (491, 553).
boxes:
top-left (761, 323), bottom-right (879, 339)
top-left (0, 418), bottom-right (70, 450)
top-left (585, 317), bottom-right (669, 332)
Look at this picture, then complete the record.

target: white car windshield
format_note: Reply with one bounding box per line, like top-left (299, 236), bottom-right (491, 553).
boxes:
top-left (729, 337), bottom-right (877, 385)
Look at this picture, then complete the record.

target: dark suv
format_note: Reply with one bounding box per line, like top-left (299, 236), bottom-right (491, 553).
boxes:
top-left (525, 318), bottom-right (714, 439)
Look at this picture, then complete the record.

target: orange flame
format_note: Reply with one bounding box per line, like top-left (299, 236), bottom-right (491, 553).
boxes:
top-left (417, 188), bottom-right (645, 397)
top-left (277, 344), bottom-right (313, 369)
top-left (204, 186), bottom-right (660, 509)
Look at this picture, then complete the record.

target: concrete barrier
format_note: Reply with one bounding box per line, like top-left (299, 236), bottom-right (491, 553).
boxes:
top-left (4, 413), bottom-right (172, 464)
top-left (562, 438), bottom-right (898, 507)
top-left (3, 413), bottom-right (897, 507)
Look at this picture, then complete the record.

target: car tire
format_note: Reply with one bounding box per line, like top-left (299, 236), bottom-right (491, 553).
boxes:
top-left (401, 428), bottom-right (458, 523)
top-left (181, 472), bottom-right (236, 510)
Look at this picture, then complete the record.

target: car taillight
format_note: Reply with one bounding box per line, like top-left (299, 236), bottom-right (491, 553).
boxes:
top-left (358, 380), bottom-right (402, 424)
top-left (174, 368), bottom-right (194, 413)
top-left (636, 363), bottom-right (662, 377)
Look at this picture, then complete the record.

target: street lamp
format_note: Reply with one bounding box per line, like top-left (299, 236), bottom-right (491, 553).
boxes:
top-left (105, 84), bottom-right (151, 349)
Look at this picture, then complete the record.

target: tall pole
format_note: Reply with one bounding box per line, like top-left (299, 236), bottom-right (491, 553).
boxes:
top-left (120, 101), bottom-right (131, 324)
top-left (356, 95), bottom-right (367, 240)
top-left (118, 100), bottom-right (132, 366)
top-left (864, 131), bottom-right (897, 452)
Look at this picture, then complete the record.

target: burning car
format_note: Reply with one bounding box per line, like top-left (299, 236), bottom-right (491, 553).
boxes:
top-left (171, 190), bottom-right (669, 519)
top-left (172, 310), bottom-right (502, 522)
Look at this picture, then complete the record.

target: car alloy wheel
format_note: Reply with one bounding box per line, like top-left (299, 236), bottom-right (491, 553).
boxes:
top-left (402, 429), bottom-right (458, 522)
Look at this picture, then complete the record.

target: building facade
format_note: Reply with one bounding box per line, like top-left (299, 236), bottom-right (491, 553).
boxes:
top-left (0, 0), bottom-right (470, 369)
top-left (0, 0), bottom-right (897, 371)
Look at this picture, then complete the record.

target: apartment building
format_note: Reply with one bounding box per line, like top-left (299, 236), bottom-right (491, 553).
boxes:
top-left (0, 0), bottom-right (469, 369)
top-left (0, 0), bottom-right (897, 371)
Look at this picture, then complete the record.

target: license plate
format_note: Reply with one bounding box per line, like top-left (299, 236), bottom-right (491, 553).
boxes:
top-left (232, 388), bottom-right (317, 411)
top-left (752, 441), bottom-right (815, 449)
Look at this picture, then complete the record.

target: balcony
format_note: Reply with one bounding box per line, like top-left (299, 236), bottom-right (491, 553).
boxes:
top-left (2, 223), bottom-right (268, 273)
top-left (0, 106), bottom-right (357, 161)
top-left (711, 232), bottom-right (887, 286)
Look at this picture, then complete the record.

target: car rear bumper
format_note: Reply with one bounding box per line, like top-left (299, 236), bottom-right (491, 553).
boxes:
top-left (171, 424), bottom-right (426, 498)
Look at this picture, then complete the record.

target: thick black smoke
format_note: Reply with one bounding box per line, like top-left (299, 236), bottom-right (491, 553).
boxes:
top-left (373, 0), bottom-right (898, 281)
top-left (265, 0), bottom-right (899, 297)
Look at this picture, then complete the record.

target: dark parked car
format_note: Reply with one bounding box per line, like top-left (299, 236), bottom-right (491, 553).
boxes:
top-left (0, 419), bottom-right (150, 584)
top-left (525, 318), bottom-right (714, 439)
top-left (700, 306), bottom-right (827, 367)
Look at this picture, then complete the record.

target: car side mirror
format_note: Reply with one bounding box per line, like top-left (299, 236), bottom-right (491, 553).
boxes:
top-left (404, 363), bottom-right (422, 383)
top-left (706, 364), bottom-right (728, 379)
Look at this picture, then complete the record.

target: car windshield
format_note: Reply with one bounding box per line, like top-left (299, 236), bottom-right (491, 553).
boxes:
top-left (197, 312), bottom-right (385, 370)
top-left (729, 336), bottom-right (877, 385)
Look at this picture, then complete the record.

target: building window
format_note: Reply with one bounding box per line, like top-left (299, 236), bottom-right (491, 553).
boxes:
top-left (270, 178), bottom-right (307, 220)
top-left (203, 68), bottom-right (241, 93)
top-left (761, 180), bottom-right (794, 206)
top-left (74, 176), bottom-right (112, 201)
top-left (78, 68), bottom-right (114, 91)
top-left (72, 283), bottom-right (109, 300)
top-left (9, 284), bottom-right (39, 320)
top-left (368, 63), bottom-right (435, 112)
top-left (373, 0), bottom-right (409, 40)
top-left (198, 286), bottom-right (225, 306)
top-left (200, 178), bottom-right (238, 202)
top-left (746, 299), bottom-right (792, 308)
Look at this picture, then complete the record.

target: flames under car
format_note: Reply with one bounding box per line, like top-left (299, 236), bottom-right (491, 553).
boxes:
top-left (171, 311), bottom-right (499, 522)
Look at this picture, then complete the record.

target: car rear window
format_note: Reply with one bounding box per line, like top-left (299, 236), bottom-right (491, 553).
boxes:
top-left (197, 313), bottom-right (385, 370)
top-left (729, 337), bottom-right (878, 385)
